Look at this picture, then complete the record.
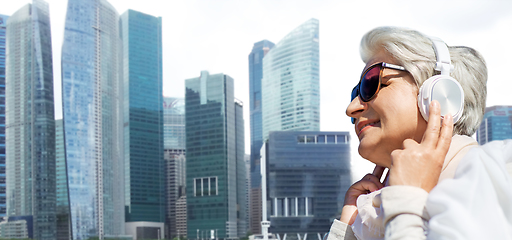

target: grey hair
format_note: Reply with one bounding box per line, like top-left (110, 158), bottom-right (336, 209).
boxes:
top-left (360, 26), bottom-right (487, 136)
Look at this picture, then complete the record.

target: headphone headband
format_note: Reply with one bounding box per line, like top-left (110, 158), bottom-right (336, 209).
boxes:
top-left (430, 36), bottom-right (453, 75)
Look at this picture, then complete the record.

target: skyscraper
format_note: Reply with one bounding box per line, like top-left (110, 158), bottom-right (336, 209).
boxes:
top-left (235, 100), bottom-right (248, 237)
top-left (61, 0), bottom-right (124, 238)
top-left (5, 1), bottom-right (56, 239)
top-left (185, 71), bottom-right (246, 239)
top-left (248, 40), bottom-right (274, 234)
top-left (261, 18), bottom-right (320, 141)
top-left (55, 119), bottom-right (71, 240)
top-left (0, 14), bottom-right (8, 219)
top-left (121, 9), bottom-right (165, 239)
top-left (262, 131), bottom-right (351, 239)
top-left (163, 97), bottom-right (187, 239)
top-left (477, 105), bottom-right (512, 145)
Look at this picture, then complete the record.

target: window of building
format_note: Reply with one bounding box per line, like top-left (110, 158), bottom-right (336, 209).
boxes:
top-left (288, 198), bottom-right (296, 216)
top-left (270, 197), bottom-right (313, 217)
top-left (317, 135), bottom-right (325, 143)
top-left (194, 176), bottom-right (218, 197)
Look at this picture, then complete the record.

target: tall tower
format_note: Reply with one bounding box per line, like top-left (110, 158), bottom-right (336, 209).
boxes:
top-left (261, 18), bottom-right (320, 141)
top-left (55, 119), bottom-right (71, 240)
top-left (5, 1), bottom-right (56, 239)
top-left (61, 0), bottom-right (124, 239)
top-left (0, 14), bottom-right (8, 219)
top-left (476, 105), bottom-right (512, 145)
top-left (248, 40), bottom-right (274, 234)
top-left (121, 9), bottom-right (165, 239)
top-left (185, 71), bottom-right (246, 239)
top-left (163, 97), bottom-right (187, 239)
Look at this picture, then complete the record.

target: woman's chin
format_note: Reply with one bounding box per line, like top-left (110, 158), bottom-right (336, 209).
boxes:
top-left (358, 143), bottom-right (391, 167)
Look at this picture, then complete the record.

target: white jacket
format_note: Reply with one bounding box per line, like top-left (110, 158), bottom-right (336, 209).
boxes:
top-left (327, 139), bottom-right (512, 240)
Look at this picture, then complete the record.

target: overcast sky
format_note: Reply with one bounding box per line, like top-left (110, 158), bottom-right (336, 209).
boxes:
top-left (3, 0), bottom-right (512, 180)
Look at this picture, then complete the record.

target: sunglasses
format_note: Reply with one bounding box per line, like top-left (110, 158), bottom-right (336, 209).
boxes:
top-left (351, 62), bottom-right (407, 124)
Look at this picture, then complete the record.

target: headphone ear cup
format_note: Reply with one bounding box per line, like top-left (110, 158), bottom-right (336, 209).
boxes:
top-left (417, 75), bottom-right (464, 123)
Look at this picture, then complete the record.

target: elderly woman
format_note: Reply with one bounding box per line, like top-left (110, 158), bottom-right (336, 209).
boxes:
top-left (327, 26), bottom-right (512, 240)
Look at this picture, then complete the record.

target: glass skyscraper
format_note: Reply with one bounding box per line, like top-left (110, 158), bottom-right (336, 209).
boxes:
top-left (261, 18), bottom-right (320, 141)
top-left (248, 40), bottom-right (274, 234)
top-left (121, 9), bottom-right (165, 239)
top-left (163, 97), bottom-right (187, 239)
top-left (0, 14), bottom-right (8, 219)
top-left (61, 0), bottom-right (124, 238)
top-left (55, 119), bottom-right (71, 240)
top-left (185, 71), bottom-right (246, 239)
top-left (164, 97), bottom-right (185, 150)
top-left (5, 1), bottom-right (56, 239)
top-left (262, 131), bottom-right (351, 239)
top-left (477, 105), bottom-right (512, 145)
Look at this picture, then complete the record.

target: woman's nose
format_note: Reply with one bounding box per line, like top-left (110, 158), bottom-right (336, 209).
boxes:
top-left (346, 96), bottom-right (367, 122)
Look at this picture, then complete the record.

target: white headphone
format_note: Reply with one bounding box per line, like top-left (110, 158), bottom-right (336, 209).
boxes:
top-left (417, 37), bottom-right (464, 123)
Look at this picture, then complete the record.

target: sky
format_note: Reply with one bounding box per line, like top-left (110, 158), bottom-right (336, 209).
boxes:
top-left (3, 0), bottom-right (512, 180)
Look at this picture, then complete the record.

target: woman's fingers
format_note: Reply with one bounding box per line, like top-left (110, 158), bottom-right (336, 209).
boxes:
top-left (437, 114), bottom-right (453, 153)
top-left (372, 165), bottom-right (386, 180)
top-left (422, 100), bottom-right (442, 148)
top-left (358, 173), bottom-right (384, 191)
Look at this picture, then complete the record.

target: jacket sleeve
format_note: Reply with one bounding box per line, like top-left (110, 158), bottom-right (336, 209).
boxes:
top-left (381, 186), bottom-right (429, 240)
top-left (326, 219), bottom-right (358, 240)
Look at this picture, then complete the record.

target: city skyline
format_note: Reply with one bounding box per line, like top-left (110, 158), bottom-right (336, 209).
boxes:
top-left (3, 0), bottom-right (512, 179)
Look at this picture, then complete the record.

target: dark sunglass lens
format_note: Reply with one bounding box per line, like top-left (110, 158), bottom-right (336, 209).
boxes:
top-left (360, 66), bottom-right (381, 101)
top-left (351, 85), bottom-right (359, 101)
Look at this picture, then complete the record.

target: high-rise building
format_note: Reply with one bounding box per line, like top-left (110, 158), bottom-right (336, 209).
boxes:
top-left (120, 10), bottom-right (164, 239)
top-left (185, 71), bottom-right (246, 239)
top-left (261, 131), bottom-right (351, 239)
top-left (261, 18), bottom-right (320, 141)
top-left (477, 105), bottom-right (512, 145)
top-left (0, 14), bottom-right (8, 219)
top-left (163, 97), bottom-right (186, 239)
top-left (235, 100), bottom-right (248, 237)
top-left (5, 1), bottom-right (56, 239)
top-left (248, 40), bottom-right (274, 235)
top-left (61, 0), bottom-right (125, 238)
top-left (55, 119), bottom-right (71, 240)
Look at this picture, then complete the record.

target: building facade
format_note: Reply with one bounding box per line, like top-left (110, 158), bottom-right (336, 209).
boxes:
top-left (477, 105), bottom-right (512, 145)
top-left (163, 97), bottom-right (187, 239)
top-left (121, 9), bottom-right (165, 239)
top-left (0, 14), bottom-right (8, 219)
top-left (185, 71), bottom-right (246, 239)
top-left (176, 196), bottom-right (187, 238)
top-left (5, 1), bottom-right (56, 239)
top-left (248, 40), bottom-right (274, 235)
top-left (261, 18), bottom-right (320, 141)
top-left (262, 131), bottom-right (351, 240)
top-left (55, 119), bottom-right (71, 240)
top-left (61, 0), bottom-right (125, 238)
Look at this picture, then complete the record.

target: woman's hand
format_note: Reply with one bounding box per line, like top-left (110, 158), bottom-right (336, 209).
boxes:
top-left (388, 100), bottom-right (454, 192)
top-left (340, 165), bottom-right (385, 225)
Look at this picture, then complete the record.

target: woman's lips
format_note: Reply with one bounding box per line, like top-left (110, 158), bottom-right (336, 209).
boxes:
top-left (357, 120), bottom-right (380, 136)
